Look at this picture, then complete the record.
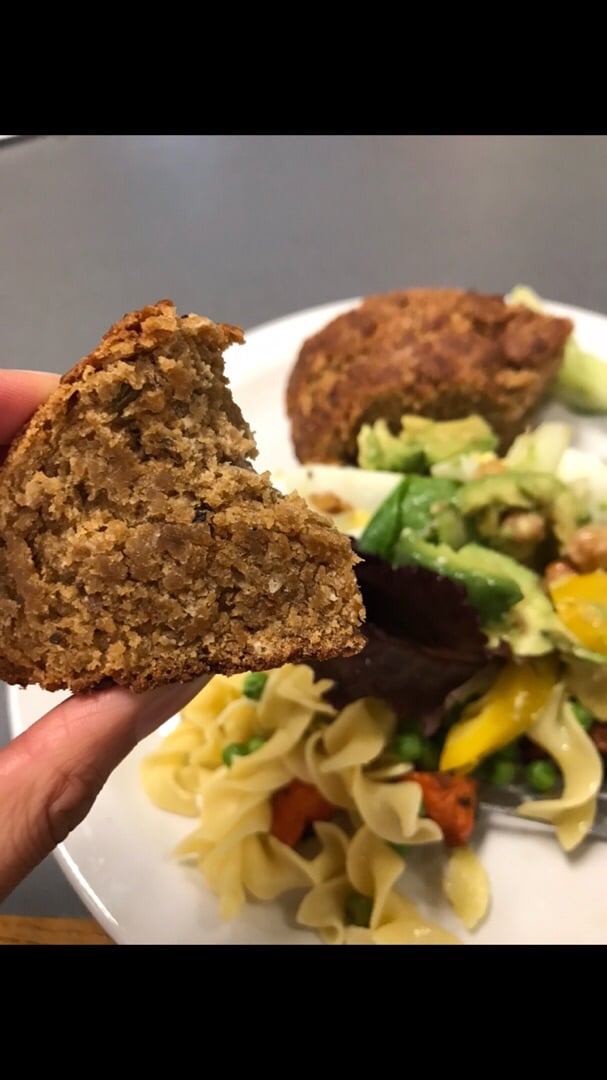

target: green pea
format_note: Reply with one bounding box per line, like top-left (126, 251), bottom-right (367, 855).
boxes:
top-left (222, 742), bottom-right (249, 767)
top-left (489, 759), bottom-right (517, 786)
top-left (390, 732), bottom-right (424, 762)
top-left (344, 892), bottom-right (373, 928)
top-left (497, 740), bottom-right (520, 762)
top-left (388, 842), bottom-right (410, 858)
top-left (571, 700), bottom-right (595, 732)
top-left (222, 735), bottom-right (267, 765)
top-left (242, 672), bottom-right (269, 700)
top-left (419, 739), bottom-right (440, 771)
top-left (526, 759), bottom-right (558, 793)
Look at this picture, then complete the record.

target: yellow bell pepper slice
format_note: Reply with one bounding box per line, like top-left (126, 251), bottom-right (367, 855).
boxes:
top-left (439, 659), bottom-right (558, 774)
top-left (549, 570), bottom-right (607, 656)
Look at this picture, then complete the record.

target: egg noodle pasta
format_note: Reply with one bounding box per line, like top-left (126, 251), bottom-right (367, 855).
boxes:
top-left (296, 824), bottom-right (458, 945)
top-left (141, 664), bottom-right (484, 943)
top-left (285, 697), bottom-right (443, 845)
top-left (517, 683), bottom-right (602, 851)
top-left (443, 847), bottom-right (490, 930)
top-left (143, 662), bottom-right (603, 942)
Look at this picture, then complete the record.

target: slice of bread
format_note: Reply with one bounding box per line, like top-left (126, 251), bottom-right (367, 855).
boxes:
top-left (0, 301), bottom-right (364, 692)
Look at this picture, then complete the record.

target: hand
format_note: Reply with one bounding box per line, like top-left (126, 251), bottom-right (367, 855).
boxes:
top-left (0, 371), bottom-right (207, 901)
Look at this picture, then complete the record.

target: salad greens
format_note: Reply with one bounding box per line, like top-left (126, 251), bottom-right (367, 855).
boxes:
top-left (357, 412), bottom-right (607, 668)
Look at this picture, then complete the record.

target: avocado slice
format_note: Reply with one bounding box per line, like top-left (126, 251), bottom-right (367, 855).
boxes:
top-left (357, 420), bottom-right (425, 473)
top-left (454, 472), bottom-right (563, 516)
top-left (401, 415), bottom-right (498, 466)
top-left (357, 414), bottom-right (498, 473)
top-left (393, 531), bottom-right (523, 623)
top-left (455, 542), bottom-right (540, 591)
top-left (454, 471), bottom-right (585, 559)
top-left (433, 504), bottom-right (469, 549)
top-left (468, 544), bottom-right (607, 662)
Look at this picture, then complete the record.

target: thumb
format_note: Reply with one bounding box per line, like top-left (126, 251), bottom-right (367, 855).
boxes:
top-left (0, 678), bottom-right (208, 901)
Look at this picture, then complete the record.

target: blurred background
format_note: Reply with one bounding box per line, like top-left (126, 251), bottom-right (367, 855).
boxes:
top-left (1, 133), bottom-right (606, 918)
top-left (2, 135), bottom-right (607, 375)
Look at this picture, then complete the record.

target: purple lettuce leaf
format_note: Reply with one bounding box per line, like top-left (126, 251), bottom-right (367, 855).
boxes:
top-left (309, 544), bottom-right (501, 732)
top-left (352, 549), bottom-right (488, 657)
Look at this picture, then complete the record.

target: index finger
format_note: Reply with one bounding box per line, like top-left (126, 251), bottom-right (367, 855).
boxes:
top-left (0, 370), bottom-right (60, 447)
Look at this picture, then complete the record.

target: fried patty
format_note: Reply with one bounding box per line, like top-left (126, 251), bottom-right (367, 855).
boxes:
top-left (0, 301), bottom-right (364, 692)
top-left (286, 288), bottom-right (573, 462)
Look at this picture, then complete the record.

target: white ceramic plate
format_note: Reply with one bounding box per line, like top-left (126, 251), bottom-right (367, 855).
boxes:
top-left (8, 296), bottom-right (607, 945)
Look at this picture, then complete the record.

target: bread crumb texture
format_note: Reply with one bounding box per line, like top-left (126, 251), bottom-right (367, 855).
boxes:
top-left (0, 301), bottom-right (364, 692)
top-left (286, 288), bottom-right (573, 462)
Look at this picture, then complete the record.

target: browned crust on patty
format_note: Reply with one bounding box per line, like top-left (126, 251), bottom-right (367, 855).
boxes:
top-left (286, 288), bottom-right (574, 462)
top-left (0, 301), bottom-right (364, 692)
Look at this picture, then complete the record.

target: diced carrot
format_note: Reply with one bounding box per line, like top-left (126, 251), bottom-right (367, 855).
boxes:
top-left (402, 771), bottom-right (478, 848)
top-left (270, 779), bottom-right (337, 847)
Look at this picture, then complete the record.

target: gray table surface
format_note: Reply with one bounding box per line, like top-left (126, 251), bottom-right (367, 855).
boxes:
top-left (1, 133), bottom-right (606, 920)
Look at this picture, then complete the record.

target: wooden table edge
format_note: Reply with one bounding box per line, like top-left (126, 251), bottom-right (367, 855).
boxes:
top-left (0, 915), bottom-right (115, 945)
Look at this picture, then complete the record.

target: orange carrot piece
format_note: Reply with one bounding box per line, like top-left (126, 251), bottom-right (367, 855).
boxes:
top-left (270, 779), bottom-right (337, 847)
top-left (402, 771), bottom-right (478, 847)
